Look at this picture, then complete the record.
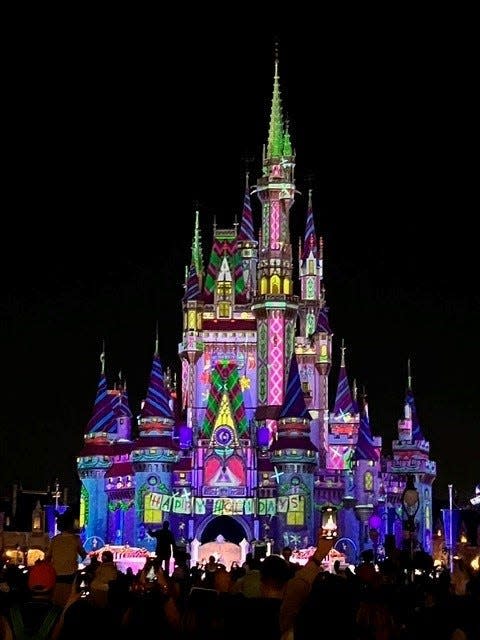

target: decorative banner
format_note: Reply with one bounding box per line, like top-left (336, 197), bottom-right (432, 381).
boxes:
top-left (266, 498), bottom-right (276, 516)
top-left (160, 495), bottom-right (172, 512)
top-left (149, 493), bottom-right (162, 509)
top-left (244, 498), bottom-right (254, 515)
top-left (194, 498), bottom-right (206, 515)
top-left (288, 495), bottom-right (301, 512)
top-left (146, 492), bottom-right (305, 518)
top-left (213, 499), bottom-right (224, 515)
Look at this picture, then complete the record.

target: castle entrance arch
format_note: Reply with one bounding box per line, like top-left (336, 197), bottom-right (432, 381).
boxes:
top-left (192, 515), bottom-right (251, 568)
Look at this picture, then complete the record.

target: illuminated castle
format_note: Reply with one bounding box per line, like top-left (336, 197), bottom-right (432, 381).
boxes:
top-left (77, 59), bottom-right (436, 562)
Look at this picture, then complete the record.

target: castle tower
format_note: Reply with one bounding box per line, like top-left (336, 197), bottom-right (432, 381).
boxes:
top-left (296, 193), bottom-right (332, 459)
top-left (179, 212), bottom-right (205, 431)
top-left (132, 339), bottom-right (179, 549)
top-left (298, 190), bottom-right (323, 338)
top-left (252, 56), bottom-right (298, 440)
top-left (271, 355), bottom-right (317, 546)
top-left (78, 351), bottom-right (121, 544)
top-left (385, 361), bottom-right (436, 552)
top-left (327, 341), bottom-right (359, 472)
top-left (353, 392), bottom-right (383, 553)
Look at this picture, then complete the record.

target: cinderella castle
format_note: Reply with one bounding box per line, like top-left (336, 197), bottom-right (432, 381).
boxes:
top-left (77, 58), bottom-right (436, 563)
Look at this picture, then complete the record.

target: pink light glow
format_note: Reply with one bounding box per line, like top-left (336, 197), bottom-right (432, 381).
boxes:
top-left (268, 311), bottom-right (284, 405)
top-left (270, 201), bottom-right (280, 248)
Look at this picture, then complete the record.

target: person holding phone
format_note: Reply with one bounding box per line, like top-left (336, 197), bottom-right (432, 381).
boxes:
top-left (279, 531), bottom-right (334, 639)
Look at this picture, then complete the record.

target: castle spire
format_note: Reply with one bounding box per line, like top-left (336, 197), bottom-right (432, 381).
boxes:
top-left (301, 189), bottom-right (318, 261)
top-left (333, 339), bottom-right (355, 416)
top-left (267, 50), bottom-right (284, 159)
top-left (279, 355), bottom-right (311, 419)
top-left (155, 321), bottom-right (159, 356)
top-left (405, 359), bottom-right (424, 441)
top-left (192, 210), bottom-right (204, 285)
top-left (140, 353), bottom-right (174, 420)
top-left (283, 119), bottom-right (293, 156)
top-left (238, 173), bottom-right (255, 241)
top-left (314, 306), bottom-right (331, 334)
top-left (183, 264), bottom-right (200, 300)
top-left (85, 352), bottom-right (115, 435)
top-left (354, 389), bottom-right (378, 461)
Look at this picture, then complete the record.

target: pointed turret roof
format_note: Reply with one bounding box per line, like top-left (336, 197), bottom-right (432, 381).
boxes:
top-left (279, 355), bottom-right (311, 419)
top-left (86, 373), bottom-right (115, 434)
top-left (333, 341), bottom-right (355, 416)
top-left (315, 307), bottom-right (331, 334)
top-left (405, 360), bottom-right (424, 440)
top-left (301, 189), bottom-right (318, 260)
top-left (267, 55), bottom-right (284, 159)
top-left (183, 264), bottom-right (200, 300)
top-left (354, 395), bottom-right (379, 461)
top-left (140, 354), bottom-right (174, 420)
top-left (238, 174), bottom-right (255, 241)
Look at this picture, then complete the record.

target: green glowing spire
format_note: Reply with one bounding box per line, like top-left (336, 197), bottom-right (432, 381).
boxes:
top-left (267, 54), bottom-right (284, 159)
top-left (283, 120), bottom-right (292, 156)
top-left (191, 210), bottom-right (204, 282)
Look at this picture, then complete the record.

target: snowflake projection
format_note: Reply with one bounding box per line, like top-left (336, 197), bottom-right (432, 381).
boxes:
top-left (270, 466), bottom-right (284, 483)
top-left (289, 533), bottom-right (301, 549)
top-left (239, 375), bottom-right (251, 391)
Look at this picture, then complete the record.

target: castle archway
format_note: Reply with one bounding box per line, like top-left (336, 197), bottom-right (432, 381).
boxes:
top-left (198, 515), bottom-right (251, 544)
top-left (193, 515), bottom-right (252, 568)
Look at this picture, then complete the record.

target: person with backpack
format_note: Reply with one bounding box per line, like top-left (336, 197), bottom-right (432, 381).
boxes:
top-left (0, 561), bottom-right (62, 639)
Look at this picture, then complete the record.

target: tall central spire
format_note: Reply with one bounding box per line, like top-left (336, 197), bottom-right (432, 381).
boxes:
top-left (267, 53), bottom-right (284, 159)
top-left (192, 210), bottom-right (204, 287)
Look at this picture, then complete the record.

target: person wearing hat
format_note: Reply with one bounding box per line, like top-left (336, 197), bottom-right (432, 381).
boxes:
top-left (0, 561), bottom-right (63, 639)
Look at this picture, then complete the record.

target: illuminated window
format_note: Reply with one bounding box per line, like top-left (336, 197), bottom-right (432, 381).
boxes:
top-left (179, 472), bottom-right (186, 479)
top-left (218, 302), bottom-right (231, 318)
top-left (364, 471), bottom-right (374, 491)
top-left (271, 275), bottom-right (280, 294)
top-left (260, 277), bottom-right (268, 294)
top-left (286, 495), bottom-right (305, 526)
top-left (283, 278), bottom-right (291, 294)
top-left (308, 260), bottom-right (315, 275)
top-left (144, 493), bottom-right (163, 524)
top-left (217, 281), bottom-right (232, 298)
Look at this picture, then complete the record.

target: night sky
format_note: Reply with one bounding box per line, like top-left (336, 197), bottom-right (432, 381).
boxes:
top-left (1, 19), bottom-right (477, 505)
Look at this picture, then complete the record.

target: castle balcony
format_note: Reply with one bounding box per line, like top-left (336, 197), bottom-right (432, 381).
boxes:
top-left (328, 433), bottom-right (357, 445)
top-left (387, 457), bottom-right (436, 475)
top-left (392, 439), bottom-right (430, 453)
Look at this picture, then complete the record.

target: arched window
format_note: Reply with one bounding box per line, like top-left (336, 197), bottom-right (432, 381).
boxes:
top-left (364, 471), bottom-right (374, 492)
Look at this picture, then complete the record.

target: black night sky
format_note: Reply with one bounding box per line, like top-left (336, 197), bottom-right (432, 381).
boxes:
top-left (1, 17), bottom-right (477, 505)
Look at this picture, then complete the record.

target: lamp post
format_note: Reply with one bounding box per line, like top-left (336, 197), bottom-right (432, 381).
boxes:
top-left (401, 474), bottom-right (420, 581)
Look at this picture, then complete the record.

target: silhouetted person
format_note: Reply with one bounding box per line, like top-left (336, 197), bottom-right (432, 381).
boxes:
top-left (148, 521), bottom-right (176, 576)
